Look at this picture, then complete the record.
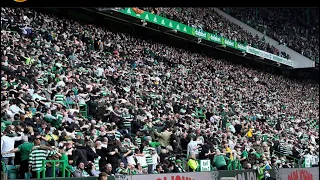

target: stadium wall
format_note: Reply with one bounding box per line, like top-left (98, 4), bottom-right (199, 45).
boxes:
top-left (11, 168), bottom-right (318, 180)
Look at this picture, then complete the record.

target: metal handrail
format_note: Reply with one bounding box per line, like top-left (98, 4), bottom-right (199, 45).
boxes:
top-left (37, 160), bottom-right (71, 179)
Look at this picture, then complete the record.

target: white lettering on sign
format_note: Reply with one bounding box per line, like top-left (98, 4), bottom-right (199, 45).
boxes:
top-left (183, 27), bottom-right (187, 32)
top-left (161, 19), bottom-right (165, 25)
top-left (194, 29), bottom-right (206, 38)
top-left (210, 34), bottom-right (221, 42)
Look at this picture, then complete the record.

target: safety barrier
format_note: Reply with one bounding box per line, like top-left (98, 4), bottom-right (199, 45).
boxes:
top-left (37, 160), bottom-right (71, 179)
top-left (126, 168), bottom-right (319, 180)
top-left (10, 167), bottom-right (319, 180)
top-left (109, 168), bottom-right (319, 180)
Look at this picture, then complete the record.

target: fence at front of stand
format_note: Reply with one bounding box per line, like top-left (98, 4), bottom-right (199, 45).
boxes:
top-left (6, 167), bottom-right (319, 180)
top-left (111, 168), bottom-right (319, 180)
top-left (37, 160), bottom-right (71, 179)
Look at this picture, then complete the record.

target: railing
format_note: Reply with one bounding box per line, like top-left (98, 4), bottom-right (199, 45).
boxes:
top-left (227, 159), bottom-right (242, 170)
top-left (37, 160), bottom-right (71, 179)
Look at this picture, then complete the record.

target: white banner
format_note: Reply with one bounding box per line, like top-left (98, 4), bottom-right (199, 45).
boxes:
top-left (246, 46), bottom-right (293, 67)
top-left (131, 172), bottom-right (212, 180)
top-left (200, 160), bottom-right (211, 172)
top-left (275, 167), bottom-right (319, 180)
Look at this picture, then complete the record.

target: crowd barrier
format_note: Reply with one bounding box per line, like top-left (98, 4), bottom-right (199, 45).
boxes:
top-left (109, 167), bottom-right (319, 180)
top-left (10, 167), bottom-right (319, 180)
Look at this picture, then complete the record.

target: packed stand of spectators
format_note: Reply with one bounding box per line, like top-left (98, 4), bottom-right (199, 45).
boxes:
top-left (1, 7), bottom-right (319, 179)
top-left (142, 7), bottom-right (290, 59)
top-left (222, 8), bottom-right (319, 62)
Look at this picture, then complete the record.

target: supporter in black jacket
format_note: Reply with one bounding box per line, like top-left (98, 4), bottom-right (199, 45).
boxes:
top-left (70, 143), bottom-right (89, 166)
top-left (85, 142), bottom-right (99, 162)
top-left (106, 141), bottom-right (121, 174)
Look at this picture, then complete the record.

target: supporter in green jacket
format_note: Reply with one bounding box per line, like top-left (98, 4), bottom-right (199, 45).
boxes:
top-left (213, 149), bottom-right (229, 170)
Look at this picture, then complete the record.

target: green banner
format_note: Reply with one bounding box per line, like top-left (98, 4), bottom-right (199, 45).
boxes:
top-left (122, 8), bottom-right (193, 35)
top-left (119, 8), bottom-right (247, 52)
top-left (224, 38), bottom-right (235, 48)
top-left (235, 42), bottom-right (247, 52)
top-left (208, 33), bottom-right (224, 44)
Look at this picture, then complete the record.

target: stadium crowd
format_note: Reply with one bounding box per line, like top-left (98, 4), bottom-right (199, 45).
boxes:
top-left (1, 7), bottom-right (319, 179)
top-left (222, 8), bottom-right (319, 62)
top-left (143, 7), bottom-right (290, 59)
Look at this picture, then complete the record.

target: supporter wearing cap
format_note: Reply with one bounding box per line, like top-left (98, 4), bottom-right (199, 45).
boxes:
top-left (172, 159), bottom-right (185, 173)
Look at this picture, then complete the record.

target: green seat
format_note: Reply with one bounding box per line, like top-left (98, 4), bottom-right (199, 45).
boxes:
top-left (6, 165), bottom-right (18, 179)
top-left (25, 172), bottom-right (32, 179)
top-left (63, 101), bottom-right (76, 109)
top-left (79, 104), bottom-right (88, 117)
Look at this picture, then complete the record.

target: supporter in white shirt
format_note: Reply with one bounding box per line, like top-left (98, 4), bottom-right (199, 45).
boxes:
top-left (126, 150), bottom-right (136, 166)
top-left (1, 127), bottom-right (23, 165)
top-left (228, 122), bottom-right (236, 133)
top-left (151, 150), bottom-right (160, 171)
top-left (303, 151), bottom-right (313, 167)
top-left (9, 104), bottom-right (25, 115)
top-left (187, 136), bottom-right (203, 157)
top-left (311, 152), bottom-right (319, 166)
top-left (56, 80), bottom-right (66, 88)
top-left (101, 137), bottom-right (109, 149)
top-left (135, 149), bottom-right (147, 168)
top-left (310, 134), bottom-right (316, 144)
top-left (228, 138), bottom-right (236, 150)
top-left (96, 67), bottom-right (104, 77)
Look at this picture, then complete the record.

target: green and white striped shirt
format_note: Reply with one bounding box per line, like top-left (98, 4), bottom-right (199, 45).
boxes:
top-left (135, 137), bottom-right (142, 148)
top-left (28, 149), bottom-right (56, 172)
top-left (122, 141), bottom-right (136, 154)
top-left (94, 156), bottom-right (101, 171)
top-left (143, 147), bottom-right (153, 165)
top-left (115, 131), bottom-right (122, 140)
top-left (53, 93), bottom-right (65, 105)
top-left (123, 120), bottom-right (132, 130)
top-left (37, 77), bottom-right (44, 85)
